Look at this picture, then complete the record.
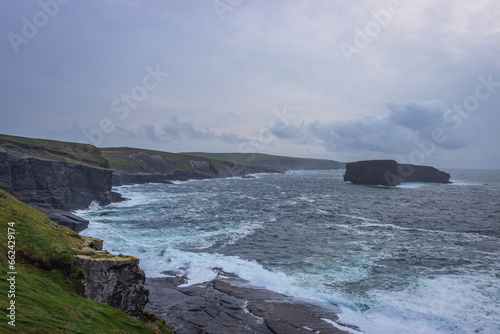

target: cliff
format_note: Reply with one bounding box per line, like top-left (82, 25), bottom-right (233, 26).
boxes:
top-left (344, 160), bottom-right (451, 186)
top-left (398, 164), bottom-right (451, 183)
top-left (103, 148), bottom-right (278, 186)
top-left (0, 189), bottom-right (171, 333)
top-left (0, 134), bottom-right (122, 231)
top-left (183, 152), bottom-right (344, 171)
top-left (72, 241), bottom-right (149, 318)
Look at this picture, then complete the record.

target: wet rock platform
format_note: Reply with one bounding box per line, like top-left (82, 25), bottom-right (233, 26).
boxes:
top-left (145, 270), bottom-right (359, 334)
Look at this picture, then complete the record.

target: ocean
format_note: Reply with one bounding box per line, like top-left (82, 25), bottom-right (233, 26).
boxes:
top-left (78, 169), bottom-right (500, 334)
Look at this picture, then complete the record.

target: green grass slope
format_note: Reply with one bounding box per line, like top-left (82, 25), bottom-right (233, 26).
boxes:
top-left (183, 152), bottom-right (338, 165)
top-left (0, 189), bottom-right (172, 334)
top-left (0, 134), bottom-right (109, 168)
top-left (102, 147), bottom-right (238, 173)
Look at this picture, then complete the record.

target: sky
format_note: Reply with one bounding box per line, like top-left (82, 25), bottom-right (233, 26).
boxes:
top-left (1, 0), bottom-right (499, 169)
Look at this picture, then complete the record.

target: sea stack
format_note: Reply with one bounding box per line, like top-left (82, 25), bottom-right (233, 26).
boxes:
top-left (343, 160), bottom-right (451, 186)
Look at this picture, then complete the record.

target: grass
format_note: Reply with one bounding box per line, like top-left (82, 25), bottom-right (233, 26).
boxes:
top-left (0, 190), bottom-right (82, 268)
top-left (0, 134), bottom-right (109, 168)
top-left (182, 152), bottom-right (331, 164)
top-left (0, 189), bottom-right (173, 333)
top-left (102, 147), bottom-right (228, 172)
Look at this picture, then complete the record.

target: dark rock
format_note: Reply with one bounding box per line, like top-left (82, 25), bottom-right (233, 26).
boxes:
top-left (145, 270), bottom-right (352, 334)
top-left (0, 145), bottom-right (123, 232)
top-left (0, 149), bottom-right (114, 210)
top-left (41, 208), bottom-right (89, 233)
top-left (344, 160), bottom-right (401, 186)
top-left (82, 236), bottom-right (104, 251)
top-left (344, 160), bottom-right (451, 186)
top-left (111, 191), bottom-right (127, 203)
top-left (72, 253), bottom-right (149, 318)
top-left (109, 151), bottom-right (280, 186)
top-left (398, 164), bottom-right (451, 183)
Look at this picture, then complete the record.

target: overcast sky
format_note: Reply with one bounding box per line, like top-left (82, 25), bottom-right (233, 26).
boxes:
top-left (1, 0), bottom-right (499, 169)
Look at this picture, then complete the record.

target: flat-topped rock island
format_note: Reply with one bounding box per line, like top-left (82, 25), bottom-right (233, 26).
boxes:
top-left (344, 160), bottom-right (451, 186)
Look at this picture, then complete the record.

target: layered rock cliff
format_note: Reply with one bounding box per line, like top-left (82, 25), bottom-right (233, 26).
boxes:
top-left (0, 134), bottom-right (121, 231)
top-left (182, 152), bottom-right (345, 171)
top-left (102, 148), bottom-right (278, 186)
top-left (72, 237), bottom-right (149, 318)
top-left (344, 160), bottom-right (451, 186)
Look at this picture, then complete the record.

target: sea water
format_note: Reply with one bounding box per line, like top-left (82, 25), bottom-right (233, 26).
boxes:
top-left (78, 169), bottom-right (500, 334)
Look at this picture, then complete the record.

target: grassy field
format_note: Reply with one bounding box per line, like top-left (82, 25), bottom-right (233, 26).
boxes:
top-left (0, 189), bottom-right (172, 334)
top-left (0, 134), bottom-right (109, 168)
top-left (183, 152), bottom-right (333, 164)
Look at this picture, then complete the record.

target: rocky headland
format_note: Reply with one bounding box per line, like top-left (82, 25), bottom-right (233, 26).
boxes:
top-left (102, 148), bottom-right (278, 186)
top-left (0, 135), bottom-right (123, 231)
top-left (182, 152), bottom-right (345, 172)
top-left (344, 159), bottom-right (451, 186)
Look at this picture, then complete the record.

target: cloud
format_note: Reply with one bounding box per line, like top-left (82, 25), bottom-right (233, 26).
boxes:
top-left (139, 117), bottom-right (247, 144)
top-left (270, 100), bottom-right (481, 155)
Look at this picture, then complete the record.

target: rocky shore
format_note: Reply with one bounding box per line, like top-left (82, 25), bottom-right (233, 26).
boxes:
top-left (145, 269), bottom-right (357, 334)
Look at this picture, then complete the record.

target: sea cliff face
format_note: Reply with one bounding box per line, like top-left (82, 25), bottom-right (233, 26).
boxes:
top-left (72, 238), bottom-right (149, 318)
top-left (0, 135), bottom-right (122, 231)
top-left (103, 148), bottom-right (277, 186)
top-left (344, 160), bottom-right (451, 186)
top-left (1, 153), bottom-right (113, 210)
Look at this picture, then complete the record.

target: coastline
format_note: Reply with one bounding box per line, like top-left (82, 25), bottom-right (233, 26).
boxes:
top-left (76, 171), bottom-right (356, 333)
top-left (145, 268), bottom-right (357, 334)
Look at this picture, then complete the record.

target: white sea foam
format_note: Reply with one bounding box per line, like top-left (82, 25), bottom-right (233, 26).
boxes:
top-left (396, 183), bottom-right (426, 189)
top-left (449, 180), bottom-right (482, 186)
top-left (297, 196), bottom-right (316, 203)
top-left (321, 318), bottom-right (362, 334)
top-left (340, 214), bottom-right (379, 222)
top-left (338, 274), bottom-right (500, 334)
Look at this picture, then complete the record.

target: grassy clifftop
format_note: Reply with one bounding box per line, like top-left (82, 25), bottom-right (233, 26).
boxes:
top-left (183, 152), bottom-right (330, 164)
top-left (184, 152), bottom-right (343, 170)
top-left (102, 147), bottom-right (200, 172)
top-left (0, 134), bottom-right (109, 168)
top-left (0, 189), bottom-right (171, 333)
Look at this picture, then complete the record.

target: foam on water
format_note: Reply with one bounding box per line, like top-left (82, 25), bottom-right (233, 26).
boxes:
top-left (396, 183), bottom-right (426, 189)
top-left (339, 274), bottom-right (500, 334)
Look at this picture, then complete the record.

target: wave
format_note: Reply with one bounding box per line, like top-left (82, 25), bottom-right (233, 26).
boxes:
top-left (340, 274), bottom-right (500, 334)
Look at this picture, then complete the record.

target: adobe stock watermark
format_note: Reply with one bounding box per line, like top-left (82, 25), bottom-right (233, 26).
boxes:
top-left (238, 107), bottom-right (296, 163)
top-left (7, 0), bottom-right (71, 54)
top-left (83, 64), bottom-right (168, 147)
top-left (396, 74), bottom-right (499, 177)
top-left (213, 0), bottom-right (244, 21)
top-left (340, 0), bottom-right (402, 63)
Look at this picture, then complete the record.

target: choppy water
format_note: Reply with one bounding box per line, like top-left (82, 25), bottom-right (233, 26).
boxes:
top-left (78, 169), bottom-right (500, 334)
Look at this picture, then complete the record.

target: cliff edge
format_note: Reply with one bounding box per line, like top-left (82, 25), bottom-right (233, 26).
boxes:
top-left (102, 147), bottom-right (278, 186)
top-left (0, 134), bottom-right (123, 231)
